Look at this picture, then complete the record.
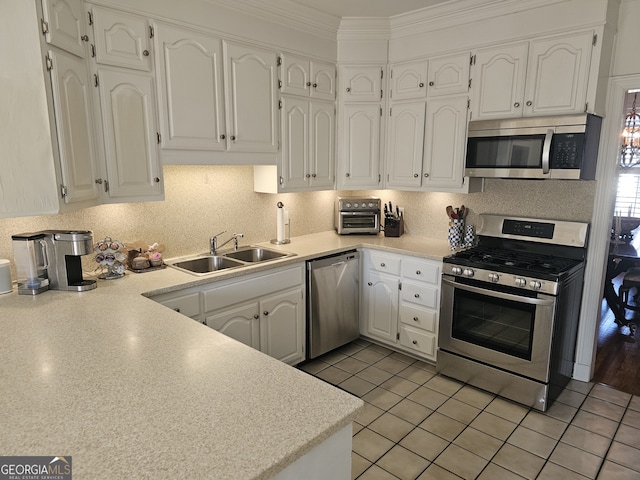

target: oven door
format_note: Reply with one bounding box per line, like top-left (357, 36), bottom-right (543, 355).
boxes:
top-left (337, 211), bottom-right (379, 234)
top-left (439, 275), bottom-right (557, 382)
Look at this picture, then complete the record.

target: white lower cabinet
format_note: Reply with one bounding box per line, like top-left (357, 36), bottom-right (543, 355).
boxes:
top-left (151, 289), bottom-right (202, 322)
top-left (206, 302), bottom-right (260, 350)
top-left (361, 249), bottom-right (440, 362)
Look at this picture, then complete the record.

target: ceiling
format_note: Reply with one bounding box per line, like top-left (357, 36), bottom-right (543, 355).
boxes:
top-left (286, 0), bottom-right (453, 19)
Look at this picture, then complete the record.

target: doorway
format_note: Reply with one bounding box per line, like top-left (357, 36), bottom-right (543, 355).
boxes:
top-left (592, 88), bottom-right (640, 396)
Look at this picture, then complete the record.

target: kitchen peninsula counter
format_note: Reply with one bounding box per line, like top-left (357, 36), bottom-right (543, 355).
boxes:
top-left (0, 232), bottom-right (450, 479)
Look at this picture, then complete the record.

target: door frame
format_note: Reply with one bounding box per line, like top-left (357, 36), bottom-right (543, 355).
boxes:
top-left (574, 74), bottom-right (640, 382)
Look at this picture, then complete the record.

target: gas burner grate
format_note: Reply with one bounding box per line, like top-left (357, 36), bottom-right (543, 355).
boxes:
top-left (450, 247), bottom-right (580, 276)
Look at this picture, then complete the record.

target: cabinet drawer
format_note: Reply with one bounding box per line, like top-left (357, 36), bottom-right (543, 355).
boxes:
top-left (368, 251), bottom-right (401, 275)
top-left (399, 303), bottom-right (436, 333)
top-left (158, 293), bottom-right (200, 317)
top-left (400, 281), bottom-right (438, 309)
top-left (204, 265), bottom-right (303, 312)
top-left (399, 325), bottom-right (436, 358)
top-left (401, 259), bottom-right (440, 284)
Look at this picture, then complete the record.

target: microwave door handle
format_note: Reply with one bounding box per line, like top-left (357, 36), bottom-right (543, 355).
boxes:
top-left (442, 277), bottom-right (555, 306)
top-left (542, 129), bottom-right (554, 174)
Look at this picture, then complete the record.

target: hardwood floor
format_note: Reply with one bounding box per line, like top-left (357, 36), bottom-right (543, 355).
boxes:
top-left (593, 275), bottom-right (640, 396)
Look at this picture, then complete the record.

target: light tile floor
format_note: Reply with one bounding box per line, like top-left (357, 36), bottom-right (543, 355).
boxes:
top-left (298, 338), bottom-right (640, 480)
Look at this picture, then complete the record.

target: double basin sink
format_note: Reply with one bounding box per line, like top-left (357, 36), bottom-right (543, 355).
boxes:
top-left (168, 246), bottom-right (295, 275)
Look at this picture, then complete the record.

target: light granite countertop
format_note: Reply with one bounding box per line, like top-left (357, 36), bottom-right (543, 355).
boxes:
top-left (0, 231), bottom-right (450, 479)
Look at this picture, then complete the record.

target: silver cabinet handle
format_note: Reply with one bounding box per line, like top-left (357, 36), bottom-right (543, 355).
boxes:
top-left (173, 307), bottom-right (181, 312)
top-left (143, 50), bottom-right (149, 56)
top-left (413, 316), bottom-right (419, 322)
top-left (424, 173), bottom-right (429, 178)
top-left (514, 102), bottom-right (520, 107)
top-left (412, 340), bottom-right (418, 345)
top-left (220, 134), bottom-right (226, 139)
top-left (415, 293), bottom-right (420, 298)
top-left (380, 263), bottom-right (386, 267)
top-left (526, 100), bottom-right (532, 106)
top-left (413, 174), bottom-right (419, 178)
top-left (419, 82), bottom-right (425, 87)
top-left (253, 314), bottom-right (259, 319)
top-left (416, 270), bottom-right (421, 275)
top-left (263, 311), bottom-right (269, 316)
top-left (368, 282), bottom-right (373, 286)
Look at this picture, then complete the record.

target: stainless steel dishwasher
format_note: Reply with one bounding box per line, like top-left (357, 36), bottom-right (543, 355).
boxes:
top-left (307, 250), bottom-right (360, 359)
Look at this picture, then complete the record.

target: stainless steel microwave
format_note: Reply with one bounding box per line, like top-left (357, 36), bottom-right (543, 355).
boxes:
top-left (465, 114), bottom-right (602, 180)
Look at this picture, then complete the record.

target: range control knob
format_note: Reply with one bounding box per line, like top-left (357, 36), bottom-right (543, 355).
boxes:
top-left (345, 202), bottom-right (352, 208)
top-left (515, 277), bottom-right (527, 287)
top-left (529, 280), bottom-right (542, 290)
top-left (463, 268), bottom-right (475, 278)
top-left (488, 273), bottom-right (500, 283)
top-left (451, 267), bottom-right (463, 275)
top-left (368, 202), bottom-right (375, 208)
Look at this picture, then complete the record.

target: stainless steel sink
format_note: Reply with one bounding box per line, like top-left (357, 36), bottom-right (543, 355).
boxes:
top-left (222, 246), bottom-right (294, 263)
top-left (169, 255), bottom-right (245, 275)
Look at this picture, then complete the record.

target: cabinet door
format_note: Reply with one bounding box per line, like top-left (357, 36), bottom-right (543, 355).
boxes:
top-left (338, 103), bottom-right (381, 189)
top-left (309, 100), bottom-right (335, 188)
top-left (280, 96), bottom-right (309, 190)
top-left (524, 31), bottom-right (592, 116)
top-left (427, 52), bottom-right (470, 98)
top-left (341, 66), bottom-right (383, 102)
top-left (363, 271), bottom-right (399, 344)
top-left (48, 49), bottom-right (100, 205)
top-left (386, 101), bottom-right (425, 188)
top-left (92, 7), bottom-right (151, 71)
top-left (97, 68), bottom-right (163, 199)
top-left (42, 0), bottom-right (85, 57)
top-left (390, 60), bottom-right (428, 100)
top-left (260, 287), bottom-right (304, 365)
top-left (155, 23), bottom-right (225, 151)
top-left (206, 302), bottom-right (260, 349)
top-left (224, 42), bottom-right (278, 153)
top-left (310, 61), bottom-right (336, 101)
top-left (470, 42), bottom-right (528, 120)
top-left (423, 96), bottom-right (468, 190)
top-left (281, 54), bottom-right (309, 97)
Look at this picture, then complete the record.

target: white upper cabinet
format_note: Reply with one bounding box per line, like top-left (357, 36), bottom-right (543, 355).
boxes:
top-left (422, 95), bottom-right (469, 190)
top-left (92, 6), bottom-right (151, 71)
top-left (341, 65), bottom-right (384, 102)
top-left (389, 60), bottom-right (428, 100)
top-left (386, 101), bottom-right (425, 188)
top-left (224, 42), bottom-right (279, 153)
top-left (469, 42), bottom-right (528, 120)
top-left (155, 23), bottom-right (225, 152)
top-left (47, 49), bottom-right (101, 204)
top-left (41, 0), bottom-right (86, 57)
top-left (470, 30), bottom-right (594, 119)
top-left (427, 52), bottom-right (470, 98)
top-left (523, 31), bottom-right (593, 116)
top-left (96, 68), bottom-right (163, 200)
top-left (281, 54), bottom-right (336, 101)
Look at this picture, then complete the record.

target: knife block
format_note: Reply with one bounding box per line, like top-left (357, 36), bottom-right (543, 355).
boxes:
top-left (384, 217), bottom-right (404, 237)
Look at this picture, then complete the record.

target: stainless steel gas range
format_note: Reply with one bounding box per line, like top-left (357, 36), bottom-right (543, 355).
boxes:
top-left (438, 214), bottom-right (589, 411)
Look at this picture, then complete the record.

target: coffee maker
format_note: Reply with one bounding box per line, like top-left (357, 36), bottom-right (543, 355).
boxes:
top-left (41, 230), bottom-right (97, 292)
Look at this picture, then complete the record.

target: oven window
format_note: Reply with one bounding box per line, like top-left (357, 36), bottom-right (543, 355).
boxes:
top-left (452, 288), bottom-right (536, 360)
top-left (466, 135), bottom-right (545, 168)
top-left (341, 214), bottom-right (377, 229)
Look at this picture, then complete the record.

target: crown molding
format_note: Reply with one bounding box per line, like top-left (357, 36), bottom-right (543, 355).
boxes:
top-left (337, 18), bottom-right (391, 41)
top-left (207, 0), bottom-right (341, 41)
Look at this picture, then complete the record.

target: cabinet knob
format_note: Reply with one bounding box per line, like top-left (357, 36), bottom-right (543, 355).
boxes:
top-left (306, 173), bottom-right (311, 178)
top-left (95, 178), bottom-right (103, 184)
top-left (413, 173), bottom-right (419, 178)
top-left (412, 340), bottom-right (418, 345)
top-left (419, 82), bottom-right (425, 87)
top-left (346, 173), bottom-right (350, 177)
top-left (367, 282), bottom-right (373, 286)
top-left (230, 135), bottom-right (236, 141)
top-left (429, 81), bottom-right (434, 86)
top-left (154, 177), bottom-right (160, 183)
top-left (313, 83), bottom-right (318, 88)
top-left (173, 307), bottom-right (181, 312)
top-left (514, 102), bottom-right (520, 108)
top-left (526, 100), bottom-right (532, 106)
top-left (380, 263), bottom-right (386, 267)
top-left (346, 87), bottom-right (351, 92)
top-left (311, 173), bottom-right (316, 178)
top-left (416, 270), bottom-right (421, 275)
top-left (306, 82), bottom-right (311, 86)
top-left (424, 173), bottom-right (429, 178)
top-left (220, 134), bottom-right (226, 140)
top-left (414, 293), bottom-right (420, 298)
top-left (263, 311), bottom-right (269, 316)
top-left (143, 50), bottom-right (149, 57)
top-left (253, 314), bottom-right (259, 319)
top-left (81, 35), bottom-right (89, 42)
top-left (413, 316), bottom-right (419, 322)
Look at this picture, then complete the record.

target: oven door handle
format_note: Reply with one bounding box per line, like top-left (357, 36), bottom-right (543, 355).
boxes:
top-left (442, 277), bottom-right (555, 306)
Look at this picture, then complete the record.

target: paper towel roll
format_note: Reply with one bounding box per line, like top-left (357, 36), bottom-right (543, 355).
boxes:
top-left (0, 259), bottom-right (12, 294)
top-left (276, 207), bottom-right (285, 243)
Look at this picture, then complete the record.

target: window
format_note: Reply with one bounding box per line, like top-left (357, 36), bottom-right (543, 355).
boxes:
top-left (615, 172), bottom-right (640, 217)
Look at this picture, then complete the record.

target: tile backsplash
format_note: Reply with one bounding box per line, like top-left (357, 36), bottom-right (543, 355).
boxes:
top-left (0, 165), bottom-right (596, 278)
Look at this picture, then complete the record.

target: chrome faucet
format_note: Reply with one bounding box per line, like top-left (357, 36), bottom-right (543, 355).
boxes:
top-left (210, 231), bottom-right (244, 254)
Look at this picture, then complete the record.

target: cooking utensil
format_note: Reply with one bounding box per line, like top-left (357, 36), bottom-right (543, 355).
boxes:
top-left (446, 205), bottom-right (453, 218)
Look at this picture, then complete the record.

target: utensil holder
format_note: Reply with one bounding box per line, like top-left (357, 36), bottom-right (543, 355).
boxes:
top-left (384, 217), bottom-right (404, 237)
top-left (464, 224), bottom-right (475, 247)
top-left (448, 219), bottom-right (464, 250)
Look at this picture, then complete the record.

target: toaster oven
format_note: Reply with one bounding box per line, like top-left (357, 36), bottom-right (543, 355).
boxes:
top-left (334, 197), bottom-right (380, 235)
